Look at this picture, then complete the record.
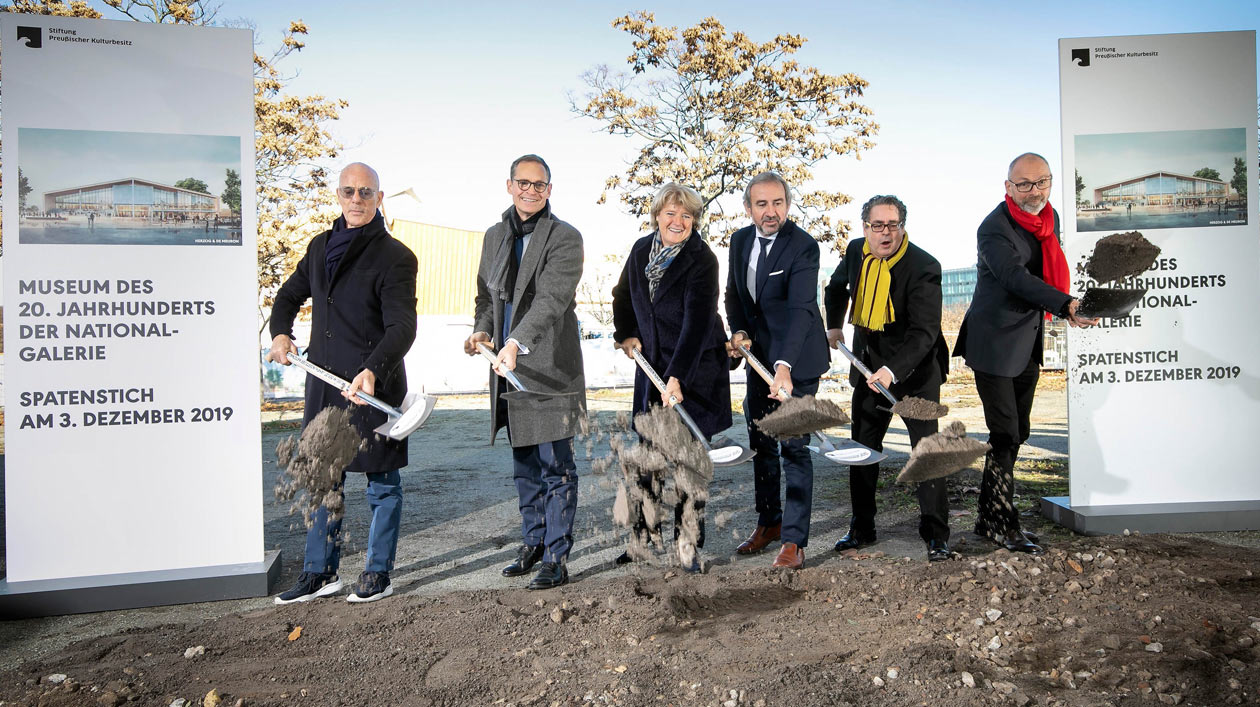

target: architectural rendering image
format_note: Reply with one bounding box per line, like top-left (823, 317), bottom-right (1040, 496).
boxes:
top-left (1074, 127), bottom-right (1248, 232)
top-left (17, 127), bottom-right (242, 246)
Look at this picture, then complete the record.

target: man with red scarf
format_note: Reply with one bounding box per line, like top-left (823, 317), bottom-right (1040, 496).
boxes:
top-left (954, 153), bottom-right (1097, 555)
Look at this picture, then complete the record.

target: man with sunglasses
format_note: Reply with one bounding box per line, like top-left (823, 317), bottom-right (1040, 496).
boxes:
top-left (824, 195), bottom-right (951, 562)
top-left (269, 162), bottom-right (418, 604)
top-left (955, 153), bottom-right (1097, 556)
top-left (464, 154), bottom-right (586, 590)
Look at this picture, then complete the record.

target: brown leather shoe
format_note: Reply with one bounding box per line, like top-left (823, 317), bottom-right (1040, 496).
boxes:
top-left (735, 523), bottom-right (782, 555)
top-left (772, 542), bottom-right (803, 569)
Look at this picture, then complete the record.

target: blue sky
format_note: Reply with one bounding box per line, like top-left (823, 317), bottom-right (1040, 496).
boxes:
top-left (1075, 128), bottom-right (1247, 191)
top-left (85, 1), bottom-right (1260, 267)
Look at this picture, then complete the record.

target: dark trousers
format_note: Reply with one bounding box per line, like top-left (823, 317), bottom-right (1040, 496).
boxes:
top-left (746, 374), bottom-right (818, 548)
top-left (848, 371), bottom-right (949, 543)
top-left (629, 469), bottom-right (706, 549)
top-left (512, 438), bottom-right (578, 563)
top-left (303, 469), bottom-right (403, 575)
top-left (973, 356), bottom-right (1040, 536)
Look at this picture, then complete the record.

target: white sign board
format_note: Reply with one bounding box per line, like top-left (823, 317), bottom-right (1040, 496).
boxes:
top-left (2, 16), bottom-right (260, 582)
top-left (1060, 31), bottom-right (1260, 508)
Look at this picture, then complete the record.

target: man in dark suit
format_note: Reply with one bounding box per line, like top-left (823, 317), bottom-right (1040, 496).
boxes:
top-left (269, 162), bottom-right (418, 604)
top-left (824, 195), bottom-right (952, 562)
top-left (725, 172), bottom-right (830, 570)
top-left (955, 153), bottom-right (1096, 555)
top-left (464, 154), bottom-right (586, 590)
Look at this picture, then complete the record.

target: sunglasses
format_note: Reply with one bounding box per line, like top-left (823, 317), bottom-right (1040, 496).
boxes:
top-left (338, 186), bottom-right (378, 200)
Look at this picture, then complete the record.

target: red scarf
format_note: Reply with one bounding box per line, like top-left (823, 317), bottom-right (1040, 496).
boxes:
top-left (1004, 194), bottom-right (1069, 318)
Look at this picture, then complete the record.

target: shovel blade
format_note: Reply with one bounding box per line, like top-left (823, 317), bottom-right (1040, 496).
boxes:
top-left (372, 393), bottom-right (437, 440)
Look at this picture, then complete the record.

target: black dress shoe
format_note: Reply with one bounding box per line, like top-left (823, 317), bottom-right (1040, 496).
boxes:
top-left (528, 562), bottom-right (568, 590)
top-left (502, 544), bottom-right (544, 577)
top-left (999, 532), bottom-right (1045, 556)
top-left (927, 539), bottom-right (951, 562)
top-left (833, 529), bottom-right (877, 552)
top-left (614, 551), bottom-right (634, 565)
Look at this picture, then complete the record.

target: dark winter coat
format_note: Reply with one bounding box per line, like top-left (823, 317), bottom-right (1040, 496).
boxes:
top-left (473, 207), bottom-right (587, 447)
top-left (824, 237), bottom-right (949, 393)
top-left (270, 213), bottom-right (418, 472)
top-left (954, 202), bottom-right (1072, 377)
top-left (724, 219), bottom-right (830, 382)
top-left (611, 232), bottom-right (733, 439)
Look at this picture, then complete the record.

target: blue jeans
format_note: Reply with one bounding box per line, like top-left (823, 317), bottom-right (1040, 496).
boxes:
top-left (512, 438), bottom-right (578, 563)
top-left (303, 469), bottom-right (403, 575)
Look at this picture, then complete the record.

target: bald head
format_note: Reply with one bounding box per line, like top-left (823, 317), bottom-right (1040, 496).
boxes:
top-left (337, 162), bottom-right (383, 228)
top-left (1007, 152), bottom-right (1050, 180)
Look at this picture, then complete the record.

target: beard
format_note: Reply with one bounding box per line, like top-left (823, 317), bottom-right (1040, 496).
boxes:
top-left (1015, 193), bottom-right (1048, 214)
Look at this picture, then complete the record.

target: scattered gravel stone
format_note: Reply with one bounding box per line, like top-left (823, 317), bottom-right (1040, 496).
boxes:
top-left (872, 676), bottom-right (885, 687)
top-left (45, 674), bottom-right (67, 684)
top-left (987, 635), bottom-right (1002, 651)
top-left (961, 672), bottom-right (976, 688)
top-left (1145, 642), bottom-right (1164, 653)
top-left (183, 646), bottom-right (205, 659)
top-left (986, 609), bottom-right (1003, 622)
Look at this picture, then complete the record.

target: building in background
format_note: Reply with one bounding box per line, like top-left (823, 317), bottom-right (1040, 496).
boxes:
top-left (43, 177), bottom-right (224, 220)
top-left (941, 265), bottom-right (1065, 371)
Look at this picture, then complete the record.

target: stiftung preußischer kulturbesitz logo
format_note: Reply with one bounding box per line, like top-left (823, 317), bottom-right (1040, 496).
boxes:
top-left (16, 25), bottom-right (42, 48)
top-left (1071, 48), bottom-right (1090, 67)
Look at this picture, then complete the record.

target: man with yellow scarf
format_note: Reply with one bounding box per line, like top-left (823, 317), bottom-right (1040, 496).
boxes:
top-left (824, 195), bottom-right (952, 562)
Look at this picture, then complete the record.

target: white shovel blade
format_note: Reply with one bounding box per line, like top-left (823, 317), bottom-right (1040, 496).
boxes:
top-left (708, 446), bottom-right (746, 465)
top-left (387, 394), bottom-right (436, 439)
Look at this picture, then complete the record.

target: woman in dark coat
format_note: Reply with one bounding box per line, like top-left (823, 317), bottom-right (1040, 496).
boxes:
top-left (611, 183), bottom-right (732, 571)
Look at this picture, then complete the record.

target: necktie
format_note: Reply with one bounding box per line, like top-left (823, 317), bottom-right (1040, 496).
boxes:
top-left (503, 234), bottom-right (525, 345)
top-left (750, 236), bottom-right (771, 303)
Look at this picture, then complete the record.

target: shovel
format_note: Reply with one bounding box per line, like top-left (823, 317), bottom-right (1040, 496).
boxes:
top-left (476, 341), bottom-right (529, 392)
top-left (736, 344), bottom-right (885, 465)
top-left (286, 352), bottom-right (435, 440)
top-left (834, 342), bottom-right (947, 420)
top-left (476, 341), bottom-right (585, 409)
top-left (630, 348), bottom-right (755, 467)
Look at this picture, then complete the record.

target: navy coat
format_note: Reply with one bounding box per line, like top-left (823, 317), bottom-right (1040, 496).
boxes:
top-left (824, 237), bottom-right (949, 392)
top-left (954, 202), bottom-right (1072, 377)
top-left (271, 214), bottom-right (418, 472)
top-left (724, 219), bottom-right (829, 382)
top-left (612, 232), bottom-right (732, 439)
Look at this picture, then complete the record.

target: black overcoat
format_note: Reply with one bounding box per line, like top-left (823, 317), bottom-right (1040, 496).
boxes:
top-left (824, 237), bottom-right (949, 392)
top-left (271, 214), bottom-right (418, 472)
top-left (611, 233), bottom-right (732, 439)
top-left (953, 202), bottom-right (1072, 377)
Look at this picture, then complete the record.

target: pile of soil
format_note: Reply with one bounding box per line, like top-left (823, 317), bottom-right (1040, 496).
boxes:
top-left (897, 420), bottom-right (991, 484)
top-left (755, 395), bottom-right (850, 439)
top-left (1085, 231), bottom-right (1161, 284)
top-left (891, 396), bottom-right (949, 421)
top-left (272, 406), bottom-right (364, 527)
top-left (3, 534), bottom-right (1256, 706)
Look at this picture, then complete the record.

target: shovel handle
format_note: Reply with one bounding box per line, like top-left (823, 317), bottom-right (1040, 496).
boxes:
top-left (629, 348), bottom-right (712, 451)
top-left (735, 345), bottom-right (790, 401)
top-left (835, 342), bottom-right (898, 406)
top-left (287, 353), bottom-right (398, 418)
top-left (476, 341), bottom-right (528, 392)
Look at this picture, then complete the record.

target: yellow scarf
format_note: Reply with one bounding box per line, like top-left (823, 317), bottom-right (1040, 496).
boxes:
top-left (850, 234), bottom-right (910, 331)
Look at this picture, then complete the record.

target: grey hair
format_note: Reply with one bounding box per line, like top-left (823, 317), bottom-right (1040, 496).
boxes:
top-left (860, 195), bottom-right (907, 225)
top-left (510, 154), bottom-right (551, 182)
top-left (649, 183), bottom-right (704, 232)
top-left (1007, 152), bottom-right (1050, 179)
top-left (742, 171), bottom-right (792, 208)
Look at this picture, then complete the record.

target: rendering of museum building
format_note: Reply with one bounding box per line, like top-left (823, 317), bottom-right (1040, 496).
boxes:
top-left (1092, 170), bottom-right (1229, 206)
top-left (42, 177), bottom-right (224, 220)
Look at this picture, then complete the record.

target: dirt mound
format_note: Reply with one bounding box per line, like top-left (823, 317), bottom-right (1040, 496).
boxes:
top-left (272, 406), bottom-right (364, 527)
top-left (3, 535), bottom-right (1257, 706)
top-left (1085, 231), bottom-right (1161, 284)
top-left (1077, 287), bottom-right (1147, 320)
top-left (755, 395), bottom-right (850, 439)
top-left (892, 396), bottom-right (949, 420)
top-left (897, 421), bottom-right (990, 483)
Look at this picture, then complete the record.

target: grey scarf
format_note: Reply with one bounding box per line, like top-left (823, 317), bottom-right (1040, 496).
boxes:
top-left (645, 232), bottom-right (686, 301)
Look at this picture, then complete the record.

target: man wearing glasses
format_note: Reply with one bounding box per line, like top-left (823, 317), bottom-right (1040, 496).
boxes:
top-left (824, 195), bottom-right (951, 562)
top-left (725, 172), bottom-right (830, 570)
top-left (269, 162), bottom-right (418, 603)
top-left (955, 153), bottom-right (1097, 556)
top-left (464, 154), bottom-right (586, 590)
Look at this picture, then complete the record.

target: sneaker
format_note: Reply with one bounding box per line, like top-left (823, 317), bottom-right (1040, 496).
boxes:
top-left (346, 571), bottom-right (393, 603)
top-left (274, 572), bottom-right (343, 605)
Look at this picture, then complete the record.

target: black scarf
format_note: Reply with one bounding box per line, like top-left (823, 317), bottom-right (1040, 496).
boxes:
top-left (326, 211), bottom-right (382, 280)
top-left (505, 203), bottom-right (549, 295)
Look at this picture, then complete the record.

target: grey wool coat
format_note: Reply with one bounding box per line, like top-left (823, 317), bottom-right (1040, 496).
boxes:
top-left (473, 206), bottom-right (587, 447)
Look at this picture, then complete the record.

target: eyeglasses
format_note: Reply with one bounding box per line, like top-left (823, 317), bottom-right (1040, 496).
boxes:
top-left (338, 186), bottom-right (378, 200)
top-left (1008, 177), bottom-right (1052, 193)
top-left (864, 221), bottom-right (903, 233)
top-left (514, 179), bottom-right (550, 194)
